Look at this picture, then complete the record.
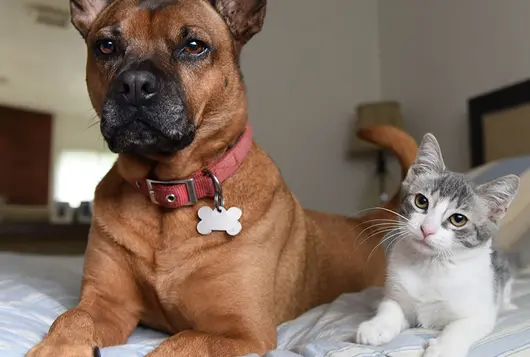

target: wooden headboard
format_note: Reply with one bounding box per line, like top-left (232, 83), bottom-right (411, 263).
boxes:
top-left (468, 79), bottom-right (530, 168)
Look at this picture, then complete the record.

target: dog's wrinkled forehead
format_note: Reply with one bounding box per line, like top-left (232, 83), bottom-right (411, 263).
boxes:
top-left (71, 0), bottom-right (266, 51)
top-left (138, 0), bottom-right (178, 11)
top-left (92, 0), bottom-right (226, 36)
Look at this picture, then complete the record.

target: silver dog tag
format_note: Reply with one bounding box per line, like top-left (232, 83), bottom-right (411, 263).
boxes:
top-left (197, 206), bottom-right (242, 236)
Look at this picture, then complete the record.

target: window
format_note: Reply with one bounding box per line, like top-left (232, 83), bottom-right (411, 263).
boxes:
top-left (54, 150), bottom-right (117, 207)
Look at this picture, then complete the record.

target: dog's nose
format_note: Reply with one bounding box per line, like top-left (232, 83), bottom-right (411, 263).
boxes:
top-left (119, 70), bottom-right (157, 105)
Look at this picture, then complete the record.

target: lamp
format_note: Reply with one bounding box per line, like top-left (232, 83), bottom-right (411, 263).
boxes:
top-left (349, 101), bottom-right (405, 203)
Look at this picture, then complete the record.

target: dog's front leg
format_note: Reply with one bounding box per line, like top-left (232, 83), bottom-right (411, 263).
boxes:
top-left (25, 226), bottom-right (142, 357)
top-left (147, 329), bottom-right (275, 357)
top-left (147, 279), bottom-right (277, 357)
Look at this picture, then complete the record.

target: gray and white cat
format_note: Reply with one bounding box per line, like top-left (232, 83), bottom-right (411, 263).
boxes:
top-left (356, 133), bottom-right (520, 357)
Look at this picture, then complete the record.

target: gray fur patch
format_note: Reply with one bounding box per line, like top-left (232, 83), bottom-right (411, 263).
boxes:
top-left (399, 193), bottom-right (416, 217)
top-left (491, 249), bottom-right (514, 301)
top-left (402, 134), bottom-right (518, 250)
top-left (404, 171), bottom-right (490, 249)
top-left (431, 173), bottom-right (474, 209)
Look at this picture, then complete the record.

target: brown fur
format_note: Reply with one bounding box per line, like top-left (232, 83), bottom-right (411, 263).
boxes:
top-left (25, 1), bottom-right (418, 356)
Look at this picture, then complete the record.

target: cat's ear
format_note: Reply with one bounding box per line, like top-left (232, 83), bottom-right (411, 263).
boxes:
top-left (476, 174), bottom-right (519, 223)
top-left (405, 133), bottom-right (445, 182)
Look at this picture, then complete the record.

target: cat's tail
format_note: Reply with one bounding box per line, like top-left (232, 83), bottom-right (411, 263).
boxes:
top-left (356, 125), bottom-right (418, 214)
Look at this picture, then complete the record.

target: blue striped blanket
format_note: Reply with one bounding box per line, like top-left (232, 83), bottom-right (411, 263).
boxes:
top-left (3, 156), bottom-right (530, 357)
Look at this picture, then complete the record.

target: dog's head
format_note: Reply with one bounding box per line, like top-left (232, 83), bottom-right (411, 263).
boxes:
top-left (70, 0), bottom-right (265, 159)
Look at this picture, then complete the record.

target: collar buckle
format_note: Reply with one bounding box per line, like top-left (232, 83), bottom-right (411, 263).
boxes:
top-left (145, 178), bottom-right (198, 206)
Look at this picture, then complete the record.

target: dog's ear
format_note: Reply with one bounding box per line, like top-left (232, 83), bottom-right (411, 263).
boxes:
top-left (211, 0), bottom-right (267, 51)
top-left (70, 0), bottom-right (112, 38)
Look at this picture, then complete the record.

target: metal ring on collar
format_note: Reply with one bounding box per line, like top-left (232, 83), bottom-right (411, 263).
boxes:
top-left (204, 168), bottom-right (224, 212)
top-left (213, 192), bottom-right (225, 212)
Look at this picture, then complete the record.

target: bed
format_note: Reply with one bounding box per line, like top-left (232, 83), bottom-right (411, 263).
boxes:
top-left (2, 159), bottom-right (530, 357)
top-left (2, 258), bottom-right (530, 357)
top-left (4, 81), bottom-right (530, 357)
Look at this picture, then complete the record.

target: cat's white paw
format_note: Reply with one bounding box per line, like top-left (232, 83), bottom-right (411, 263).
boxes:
top-left (356, 319), bottom-right (401, 346)
top-left (423, 339), bottom-right (441, 357)
top-left (503, 302), bottom-right (518, 311)
top-left (423, 339), bottom-right (467, 357)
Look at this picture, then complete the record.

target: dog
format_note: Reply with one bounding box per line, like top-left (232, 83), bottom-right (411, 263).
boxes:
top-left (25, 1), bottom-right (417, 356)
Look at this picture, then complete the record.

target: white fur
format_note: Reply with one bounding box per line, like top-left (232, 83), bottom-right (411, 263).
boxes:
top-left (357, 239), bottom-right (498, 357)
top-left (355, 193), bottom-right (513, 357)
top-left (356, 132), bottom-right (519, 356)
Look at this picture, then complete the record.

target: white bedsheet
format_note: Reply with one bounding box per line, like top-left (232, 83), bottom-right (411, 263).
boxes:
top-left (2, 252), bottom-right (530, 357)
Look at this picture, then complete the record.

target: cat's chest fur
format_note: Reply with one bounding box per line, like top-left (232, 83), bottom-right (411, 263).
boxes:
top-left (386, 241), bottom-right (495, 329)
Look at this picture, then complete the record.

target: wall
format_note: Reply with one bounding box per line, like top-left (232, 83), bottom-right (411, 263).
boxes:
top-left (379, 0), bottom-right (530, 172)
top-left (0, 0), bottom-right (91, 116)
top-left (52, 114), bottom-right (108, 158)
top-left (242, 0), bottom-right (384, 215)
top-left (0, 0), bottom-right (385, 214)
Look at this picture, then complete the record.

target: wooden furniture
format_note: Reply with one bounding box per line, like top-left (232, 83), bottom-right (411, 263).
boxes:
top-left (0, 106), bottom-right (52, 205)
top-left (469, 79), bottom-right (530, 167)
top-left (0, 222), bottom-right (89, 254)
top-left (0, 105), bottom-right (89, 255)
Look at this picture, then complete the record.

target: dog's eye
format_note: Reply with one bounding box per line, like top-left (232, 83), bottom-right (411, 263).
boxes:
top-left (95, 39), bottom-right (116, 56)
top-left (182, 40), bottom-right (208, 56)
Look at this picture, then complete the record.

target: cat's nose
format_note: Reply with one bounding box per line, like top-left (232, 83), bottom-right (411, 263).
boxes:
top-left (420, 225), bottom-right (435, 238)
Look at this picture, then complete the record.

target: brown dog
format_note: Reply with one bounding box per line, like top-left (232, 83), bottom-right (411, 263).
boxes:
top-left (25, 0), bottom-right (417, 356)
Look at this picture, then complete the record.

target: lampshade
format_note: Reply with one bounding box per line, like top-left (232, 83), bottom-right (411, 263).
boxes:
top-left (349, 100), bottom-right (404, 155)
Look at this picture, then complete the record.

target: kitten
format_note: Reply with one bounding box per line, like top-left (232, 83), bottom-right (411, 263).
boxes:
top-left (355, 133), bottom-right (519, 357)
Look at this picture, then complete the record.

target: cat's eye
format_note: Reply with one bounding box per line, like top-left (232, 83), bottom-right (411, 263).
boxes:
top-left (449, 213), bottom-right (468, 227)
top-left (414, 194), bottom-right (429, 210)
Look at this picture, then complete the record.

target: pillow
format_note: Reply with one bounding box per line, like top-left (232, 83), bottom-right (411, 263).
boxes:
top-left (466, 156), bottom-right (530, 253)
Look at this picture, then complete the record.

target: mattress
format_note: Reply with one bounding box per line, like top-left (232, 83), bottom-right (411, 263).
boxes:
top-left (2, 252), bottom-right (530, 357)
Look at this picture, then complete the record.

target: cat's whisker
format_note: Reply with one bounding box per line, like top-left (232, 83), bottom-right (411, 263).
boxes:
top-left (355, 227), bottom-right (403, 248)
top-left (356, 231), bottom-right (398, 251)
top-left (367, 230), bottom-right (409, 262)
top-left (353, 218), bottom-right (401, 229)
top-left (354, 222), bottom-right (404, 242)
top-left (383, 233), bottom-right (408, 256)
top-left (376, 228), bottom-right (406, 244)
top-left (353, 228), bottom-right (401, 252)
top-left (444, 247), bottom-right (456, 260)
top-left (442, 248), bottom-right (449, 260)
top-left (386, 233), bottom-right (410, 254)
top-left (384, 230), bottom-right (408, 255)
top-left (333, 219), bottom-right (404, 244)
top-left (354, 222), bottom-right (403, 244)
top-left (442, 247), bottom-right (453, 261)
top-left (434, 249), bottom-right (443, 262)
top-left (349, 207), bottom-right (410, 222)
top-left (375, 229), bottom-right (405, 247)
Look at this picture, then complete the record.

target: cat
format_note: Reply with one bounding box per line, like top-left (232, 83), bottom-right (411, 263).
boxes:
top-left (355, 133), bottom-right (520, 357)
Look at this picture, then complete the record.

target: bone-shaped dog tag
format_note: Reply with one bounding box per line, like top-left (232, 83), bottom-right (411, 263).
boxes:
top-left (197, 206), bottom-right (242, 236)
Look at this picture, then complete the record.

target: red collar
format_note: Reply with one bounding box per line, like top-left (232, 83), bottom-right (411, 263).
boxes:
top-left (130, 124), bottom-right (253, 208)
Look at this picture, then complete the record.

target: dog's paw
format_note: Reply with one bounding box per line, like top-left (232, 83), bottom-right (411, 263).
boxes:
top-left (356, 319), bottom-right (401, 346)
top-left (25, 343), bottom-right (98, 357)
